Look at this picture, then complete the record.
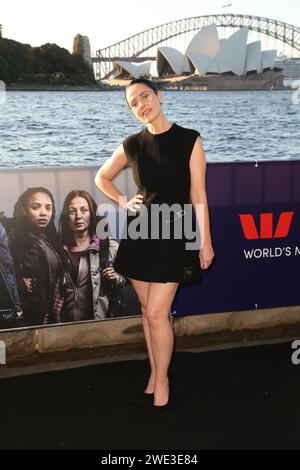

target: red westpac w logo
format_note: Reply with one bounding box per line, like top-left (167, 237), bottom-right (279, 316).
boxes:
top-left (239, 212), bottom-right (294, 239)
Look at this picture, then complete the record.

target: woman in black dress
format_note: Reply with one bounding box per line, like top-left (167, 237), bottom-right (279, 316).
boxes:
top-left (95, 78), bottom-right (214, 417)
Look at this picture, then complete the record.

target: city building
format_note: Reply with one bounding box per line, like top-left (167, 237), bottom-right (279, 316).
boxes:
top-left (275, 56), bottom-right (300, 80)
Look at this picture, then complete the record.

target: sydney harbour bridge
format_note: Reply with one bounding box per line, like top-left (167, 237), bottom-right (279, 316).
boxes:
top-left (92, 14), bottom-right (300, 80)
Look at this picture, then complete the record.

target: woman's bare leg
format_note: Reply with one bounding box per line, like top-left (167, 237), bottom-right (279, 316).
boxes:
top-left (146, 282), bottom-right (179, 406)
top-left (129, 278), bottom-right (155, 393)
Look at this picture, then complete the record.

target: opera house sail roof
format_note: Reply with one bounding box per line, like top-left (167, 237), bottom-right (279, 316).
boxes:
top-left (114, 24), bottom-right (278, 79)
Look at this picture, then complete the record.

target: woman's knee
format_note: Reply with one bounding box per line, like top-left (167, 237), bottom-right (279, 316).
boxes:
top-left (144, 305), bottom-right (167, 326)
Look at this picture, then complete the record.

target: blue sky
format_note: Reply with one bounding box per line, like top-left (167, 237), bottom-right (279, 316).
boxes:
top-left (1, 0), bottom-right (299, 56)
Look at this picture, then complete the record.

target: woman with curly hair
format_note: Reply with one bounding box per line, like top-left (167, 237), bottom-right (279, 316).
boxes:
top-left (3, 187), bottom-right (64, 326)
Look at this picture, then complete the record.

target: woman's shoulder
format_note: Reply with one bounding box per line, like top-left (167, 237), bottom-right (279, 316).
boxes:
top-left (173, 124), bottom-right (201, 157)
top-left (123, 128), bottom-right (145, 146)
top-left (0, 216), bottom-right (29, 249)
top-left (174, 123), bottom-right (201, 139)
top-left (123, 128), bottom-right (146, 162)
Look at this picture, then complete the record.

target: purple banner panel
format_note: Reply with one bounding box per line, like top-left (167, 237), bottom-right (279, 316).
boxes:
top-left (173, 161), bottom-right (300, 316)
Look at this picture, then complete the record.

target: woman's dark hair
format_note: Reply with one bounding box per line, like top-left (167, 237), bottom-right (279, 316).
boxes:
top-left (59, 190), bottom-right (98, 247)
top-left (11, 187), bottom-right (60, 258)
top-left (14, 186), bottom-right (56, 218)
top-left (13, 187), bottom-right (57, 240)
top-left (125, 78), bottom-right (158, 105)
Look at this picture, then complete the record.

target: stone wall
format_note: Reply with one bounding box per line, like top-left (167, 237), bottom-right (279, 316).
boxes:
top-left (1, 306), bottom-right (300, 368)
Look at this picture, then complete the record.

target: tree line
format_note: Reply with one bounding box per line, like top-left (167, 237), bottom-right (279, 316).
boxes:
top-left (0, 38), bottom-right (96, 85)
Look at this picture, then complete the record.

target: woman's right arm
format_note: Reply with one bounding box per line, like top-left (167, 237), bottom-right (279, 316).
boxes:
top-left (95, 144), bottom-right (129, 209)
top-left (95, 144), bottom-right (143, 211)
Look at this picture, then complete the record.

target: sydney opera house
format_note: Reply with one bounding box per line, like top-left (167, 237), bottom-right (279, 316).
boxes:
top-left (112, 25), bottom-right (284, 90)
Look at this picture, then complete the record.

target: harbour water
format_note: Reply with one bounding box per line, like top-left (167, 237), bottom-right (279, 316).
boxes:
top-left (0, 90), bottom-right (299, 168)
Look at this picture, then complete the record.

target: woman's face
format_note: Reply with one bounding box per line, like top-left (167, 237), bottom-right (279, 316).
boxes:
top-left (126, 84), bottom-right (162, 123)
top-left (67, 197), bottom-right (91, 234)
top-left (24, 192), bottom-right (53, 229)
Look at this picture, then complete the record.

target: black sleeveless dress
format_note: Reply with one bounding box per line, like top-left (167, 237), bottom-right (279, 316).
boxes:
top-left (114, 123), bottom-right (202, 283)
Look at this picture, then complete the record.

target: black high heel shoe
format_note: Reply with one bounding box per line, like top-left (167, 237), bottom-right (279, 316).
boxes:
top-left (131, 391), bottom-right (154, 404)
top-left (152, 400), bottom-right (171, 418)
top-left (151, 378), bottom-right (173, 418)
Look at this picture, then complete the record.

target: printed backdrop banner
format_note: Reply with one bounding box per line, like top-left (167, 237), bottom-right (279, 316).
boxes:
top-left (0, 161), bottom-right (299, 329)
top-left (173, 160), bottom-right (300, 315)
